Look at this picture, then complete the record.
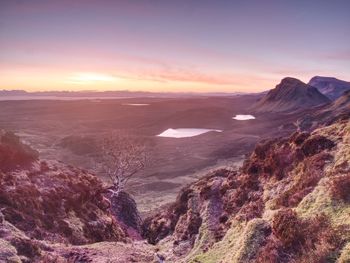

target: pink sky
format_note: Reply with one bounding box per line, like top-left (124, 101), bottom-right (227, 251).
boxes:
top-left (1, 0), bottom-right (349, 92)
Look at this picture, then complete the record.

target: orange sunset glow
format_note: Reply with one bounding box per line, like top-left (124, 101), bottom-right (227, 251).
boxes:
top-left (1, 1), bottom-right (349, 93)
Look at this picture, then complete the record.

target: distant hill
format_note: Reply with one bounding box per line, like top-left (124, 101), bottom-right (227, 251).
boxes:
top-left (308, 76), bottom-right (350, 100)
top-left (0, 89), bottom-right (243, 99)
top-left (253, 77), bottom-right (330, 112)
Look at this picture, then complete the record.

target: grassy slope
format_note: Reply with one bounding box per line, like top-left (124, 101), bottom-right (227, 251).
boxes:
top-left (185, 120), bottom-right (350, 263)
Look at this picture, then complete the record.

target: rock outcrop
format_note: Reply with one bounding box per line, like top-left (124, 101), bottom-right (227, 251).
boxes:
top-left (109, 191), bottom-right (143, 239)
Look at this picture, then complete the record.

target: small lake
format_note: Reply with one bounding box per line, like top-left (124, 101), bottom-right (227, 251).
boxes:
top-left (233, 114), bottom-right (255, 120)
top-left (157, 128), bottom-right (222, 138)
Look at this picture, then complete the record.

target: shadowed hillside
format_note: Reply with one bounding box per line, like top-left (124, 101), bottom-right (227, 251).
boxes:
top-left (309, 76), bottom-right (350, 100)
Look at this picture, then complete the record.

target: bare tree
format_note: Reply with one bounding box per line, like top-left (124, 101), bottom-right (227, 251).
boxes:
top-left (97, 133), bottom-right (147, 197)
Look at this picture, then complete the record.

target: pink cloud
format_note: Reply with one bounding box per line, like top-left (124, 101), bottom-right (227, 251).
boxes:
top-left (323, 50), bottom-right (350, 61)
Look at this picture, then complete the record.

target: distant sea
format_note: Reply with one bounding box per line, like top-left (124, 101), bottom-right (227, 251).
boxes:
top-left (0, 96), bottom-right (133, 101)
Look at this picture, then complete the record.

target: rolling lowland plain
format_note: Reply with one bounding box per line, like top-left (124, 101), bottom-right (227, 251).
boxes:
top-left (0, 94), bottom-right (302, 213)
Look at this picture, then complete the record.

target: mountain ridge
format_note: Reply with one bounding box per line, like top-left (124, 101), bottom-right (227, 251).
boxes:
top-left (253, 77), bottom-right (330, 112)
top-left (308, 76), bottom-right (350, 100)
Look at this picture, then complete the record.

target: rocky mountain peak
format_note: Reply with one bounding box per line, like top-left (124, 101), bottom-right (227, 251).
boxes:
top-left (253, 77), bottom-right (330, 112)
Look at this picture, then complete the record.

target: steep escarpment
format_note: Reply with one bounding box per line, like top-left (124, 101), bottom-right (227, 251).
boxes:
top-left (253, 77), bottom-right (330, 112)
top-left (143, 117), bottom-right (350, 263)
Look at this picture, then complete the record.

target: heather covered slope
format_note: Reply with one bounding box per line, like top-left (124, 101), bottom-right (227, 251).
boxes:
top-left (0, 161), bottom-right (128, 245)
top-left (143, 117), bottom-right (350, 263)
top-left (0, 130), bottom-right (38, 172)
top-left (0, 132), bottom-right (146, 262)
top-left (253, 77), bottom-right (330, 112)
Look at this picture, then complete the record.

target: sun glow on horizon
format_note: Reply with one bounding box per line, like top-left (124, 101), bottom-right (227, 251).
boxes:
top-left (0, 1), bottom-right (349, 93)
top-left (67, 72), bottom-right (119, 85)
top-left (0, 66), bottom-right (278, 92)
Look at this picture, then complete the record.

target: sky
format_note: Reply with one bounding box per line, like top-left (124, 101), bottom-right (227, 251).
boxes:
top-left (0, 0), bottom-right (350, 93)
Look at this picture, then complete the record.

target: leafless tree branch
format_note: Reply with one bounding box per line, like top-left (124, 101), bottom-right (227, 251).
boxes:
top-left (96, 132), bottom-right (147, 197)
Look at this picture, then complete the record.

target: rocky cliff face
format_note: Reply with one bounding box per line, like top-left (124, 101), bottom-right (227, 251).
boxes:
top-left (143, 117), bottom-right (350, 262)
top-left (253, 77), bottom-right (330, 112)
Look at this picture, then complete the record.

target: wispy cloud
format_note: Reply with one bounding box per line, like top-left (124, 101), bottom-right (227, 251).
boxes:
top-left (119, 68), bottom-right (238, 85)
top-left (323, 50), bottom-right (350, 61)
